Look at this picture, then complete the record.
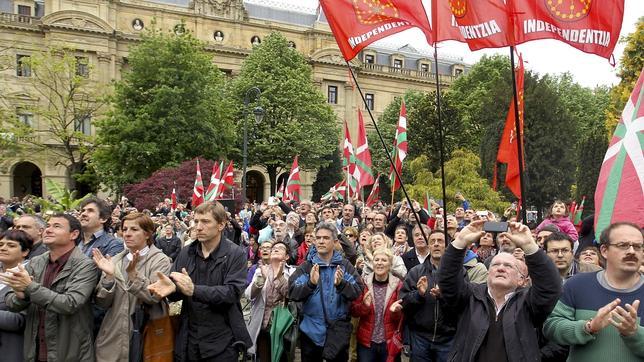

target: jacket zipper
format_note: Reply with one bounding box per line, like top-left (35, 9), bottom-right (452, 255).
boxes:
top-left (432, 302), bottom-right (438, 342)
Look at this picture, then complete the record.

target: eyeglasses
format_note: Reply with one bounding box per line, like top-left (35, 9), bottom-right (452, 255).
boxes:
top-left (546, 248), bottom-right (572, 256)
top-left (607, 242), bottom-right (644, 252)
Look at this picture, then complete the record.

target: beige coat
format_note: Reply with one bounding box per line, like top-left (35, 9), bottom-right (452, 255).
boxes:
top-left (94, 245), bottom-right (172, 362)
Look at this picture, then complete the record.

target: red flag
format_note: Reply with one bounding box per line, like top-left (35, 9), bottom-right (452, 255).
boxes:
top-left (431, 0), bottom-right (466, 43)
top-left (319, 0), bottom-right (433, 61)
top-left (215, 161), bottom-right (234, 200)
top-left (494, 54), bottom-right (525, 199)
top-left (286, 156), bottom-right (301, 202)
top-left (510, 0), bottom-right (624, 59)
top-left (366, 174), bottom-right (381, 207)
top-left (450, 0), bottom-right (513, 51)
top-left (171, 186), bottom-right (177, 211)
top-left (356, 110), bottom-right (375, 187)
top-left (389, 100), bottom-right (408, 192)
top-left (594, 69), bottom-right (644, 238)
top-left (191, 160), bottom-right (205, 207)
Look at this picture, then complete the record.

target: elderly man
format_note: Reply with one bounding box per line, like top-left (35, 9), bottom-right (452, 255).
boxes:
top-left (13, 214), bottom-right (48, 259)
top-left (438, 220), bottom-right (560, 361)
top-left (544, 222), bottom-right (644, 361)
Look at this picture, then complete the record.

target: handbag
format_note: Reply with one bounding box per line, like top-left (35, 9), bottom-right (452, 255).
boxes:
top-left (319, 277), bottom-right (353, 360)
top-left (386, 315), bottom-right (405, 362)
top-left (283, 301), bottom-right (300, 362)
top-left (142, 301), bottom-right (174, 362)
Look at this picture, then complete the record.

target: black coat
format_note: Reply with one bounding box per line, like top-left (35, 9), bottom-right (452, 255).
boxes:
top-left (438, 245), bottom-right (561, 362)
top-left (154, 235), bottom-right (182, 260)
top-left (169, 238), bottom-right (251, 361)
top-left (401, 248), bottom-right (421, 272)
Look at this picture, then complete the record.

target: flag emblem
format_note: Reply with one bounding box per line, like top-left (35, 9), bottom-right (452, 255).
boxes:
top-left (352, 0), bottom-right (399, 25)
top-left (449, 0), bottom-right (467, 18)
top-left (545, 0), bottom-right (591, 21)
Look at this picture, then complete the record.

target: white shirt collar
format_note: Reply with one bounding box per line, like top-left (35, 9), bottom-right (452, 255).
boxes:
top-left (487, 288), bottom-right (516, 316)
top-left (126, 246), bottom-right (150, 261)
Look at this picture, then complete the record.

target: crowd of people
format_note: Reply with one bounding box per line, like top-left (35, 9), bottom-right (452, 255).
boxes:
top-left (0, 194), bottom-right (642, 362)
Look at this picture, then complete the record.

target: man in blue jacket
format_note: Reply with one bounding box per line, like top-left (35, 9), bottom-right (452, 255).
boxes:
top-left (289, 222), bottom-right (363, 362)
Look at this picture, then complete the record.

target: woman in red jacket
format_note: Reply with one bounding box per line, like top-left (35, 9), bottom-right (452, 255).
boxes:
top-left (351, 247), bottom-right (404, 362)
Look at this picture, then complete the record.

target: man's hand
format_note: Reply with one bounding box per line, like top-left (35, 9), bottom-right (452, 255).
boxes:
top-left (503, 222), bottom-right (538, 254)
top-left (170, 268), bottom-right (194, 296)
top-left (390, 299), bottom-right (403, 313)
top-left (363, 290), bottom-right (373, 307)
top-left (334, 265), bottom-right (344, 286)
top-left (417, 276), bottom-right (428, 296)
top-left (310, 264), bottom-right (320, 285)
top-left (610, 299), bottom-right (640, 337)
top-left (588, 298), bottom-right (622, 334)
top-left (147, 272), bottom-right (177, 298)
top-left (0, 264), bottom-right (32, 292)
top-left (430, 285), bottom-right (441, 298)
top-left (453, 220), bottom-right (485, 249)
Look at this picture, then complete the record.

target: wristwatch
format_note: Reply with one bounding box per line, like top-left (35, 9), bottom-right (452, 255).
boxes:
top-left (584, 319), bottom-right (597, 335)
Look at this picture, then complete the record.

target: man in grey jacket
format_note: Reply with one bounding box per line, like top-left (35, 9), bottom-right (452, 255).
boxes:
top-left (1, 213), bottom-right (98, 362)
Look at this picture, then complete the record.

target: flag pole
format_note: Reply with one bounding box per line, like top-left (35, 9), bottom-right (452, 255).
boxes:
top-left (509, 47), bottom-right (527, 223)
top-left (433, 46), bottom-right (449, 235)
top-left (346, 61), bottom-right (429, 244)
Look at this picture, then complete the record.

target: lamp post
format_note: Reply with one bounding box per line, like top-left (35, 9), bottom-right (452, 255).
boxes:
top-left (241, 87), bottom-right (264, 207)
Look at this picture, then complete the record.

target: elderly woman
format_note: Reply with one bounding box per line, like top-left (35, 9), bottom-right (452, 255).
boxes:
top-left (245, 241), bottom-right (294, 361)
top-left (359, 233), bottom-right (407, 279)
top-left (92, 212), bottom-right (172, 362)
top-left (351, 247), bottom-right (404, 362)
top-left (0, 230), bottom-right (33, 361)
top-left (474, 232), bottom-right (497, 261)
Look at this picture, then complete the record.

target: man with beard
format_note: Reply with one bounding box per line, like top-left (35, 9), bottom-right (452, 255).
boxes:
top-left (544, 222), bottom-right (644, 361)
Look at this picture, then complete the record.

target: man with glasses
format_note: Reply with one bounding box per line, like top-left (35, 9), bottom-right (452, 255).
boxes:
top-left (544, 222), bottom-right (644, 361)
top-left (544, 232), bottom-right (601, 284)
top-left (438, 220), bottom-right (560, 362)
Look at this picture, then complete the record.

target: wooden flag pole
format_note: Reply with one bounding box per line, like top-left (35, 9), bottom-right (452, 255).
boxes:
top-left (346, 61), bottom-right (429, 245)
top-left (509, 47), bottom-right (528, 223)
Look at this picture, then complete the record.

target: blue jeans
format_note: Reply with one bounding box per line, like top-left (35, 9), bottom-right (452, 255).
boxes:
top-left (357, 342), bottom-right (395, 362)
top-left (409, 333), bottom-right (453, 362)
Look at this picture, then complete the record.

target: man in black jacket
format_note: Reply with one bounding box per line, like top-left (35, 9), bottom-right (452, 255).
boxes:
top-left (400, 227), bottom-right (455, 362)
top-left (155, 224), bottom-right (182, 260)
top-left (438, 220), bottom-right (561, 362)
top-left (148, 201), bottom-right (250, 361)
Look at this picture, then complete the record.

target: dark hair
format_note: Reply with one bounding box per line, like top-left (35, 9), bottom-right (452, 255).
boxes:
top-left (79, 197), bottom-right (112, 231)
top-left (543, 231), bottom-right (574, 250)
top-left (122, 212), bottom-right (156, 246)
top-left (599, 222), bottom-right (643, 246)
top-left (539, 224), bottom-right (561, 234)
top-left (50, 213), bottom-right (82, 244)
top-left (0, 229), bottom-right (33, 252)
top-left (428, 229), bottom-right (449, 246)
top-left (579, 245), bottom-right (605, 267)
top-left (272, 240), bottom-right (290, 255)
top-left (394, 225), bottom-right (408, 235)
top-left (545, 199), bottom-right (567, 219)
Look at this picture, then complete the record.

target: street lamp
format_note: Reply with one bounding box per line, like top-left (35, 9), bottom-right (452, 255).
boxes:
top-left (241, 87), bottom-right (264, 207)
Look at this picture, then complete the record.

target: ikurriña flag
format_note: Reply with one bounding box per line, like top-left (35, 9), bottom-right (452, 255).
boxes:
top-left (449, 0), bottom-right (514, 50)
top-left (510, 0), bottom-right (624, 59)
top-left (191, 159), bottom-right (205, 207)
top-left (389, 99), bottom-right (408, 192)
top-left (320, 0), bottom-right (433, 61)
top-left (356, 110), bottom-right (375, 187)
top-left (366, 174), bottom-right (381, 207)
top-left (287, 155), bottom-right (302, 202)
top-left (215, 161), bottom-right (234, 200)
top-left (594, 69), bottom-right (644, 239)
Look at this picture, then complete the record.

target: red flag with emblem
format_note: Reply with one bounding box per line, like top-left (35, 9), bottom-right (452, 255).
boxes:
top-left (449, 0), bottom-right (513, 50)
top-left (432, 0), bottom-right (466, 43)
top-left (319, 0), bottom-right (433, 61)
top-left (510, 0), bottom-right (624, 59)
top-left (286, 156), bottom-right (302, 202)
top-left (493, 54), bottom-right (525, 199)
top-left (191, 159), bottom-right (205, 207)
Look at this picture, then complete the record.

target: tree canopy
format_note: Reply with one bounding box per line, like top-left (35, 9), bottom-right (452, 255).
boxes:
top-left (93, 26), bottom-right (235, 192)
top-left (230, 32), bottom-right (340, 194)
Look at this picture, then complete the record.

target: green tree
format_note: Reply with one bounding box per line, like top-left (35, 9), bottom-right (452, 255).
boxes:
top-left (606, 17), bottom-right (643, 133)
top-left (0, 48), bottom-right (106, 193)
top-left (574, 123), bottom-right (608, 216)
top-left (407, 150), bottom-right (507, 213)
top-left (231, 32), bottom-right (339, 194)
top-left (93, 26), bottom-right (234, 192)
top-left (311, 150), bottom-right (343, 200)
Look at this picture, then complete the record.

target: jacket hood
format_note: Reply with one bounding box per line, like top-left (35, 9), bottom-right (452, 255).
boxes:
top-left (463, 249), bottom-right (478, 263)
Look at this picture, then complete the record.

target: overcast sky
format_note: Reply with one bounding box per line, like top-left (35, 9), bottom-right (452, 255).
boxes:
top-left (273, 0), bottom-right (642, 88)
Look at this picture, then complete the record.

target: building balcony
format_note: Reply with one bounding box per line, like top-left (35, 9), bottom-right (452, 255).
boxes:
top-left (0, 12), bottom-right (41, 28)
top-left (362, 63), bottom-right (457, 84)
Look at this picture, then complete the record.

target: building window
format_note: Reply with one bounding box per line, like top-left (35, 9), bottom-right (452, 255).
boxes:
top-left (328, 85), bottom-right (338, 104)
top-left (17, 110), bottom-right (33, 127)
top-left (454, 68), bottom-right (464, 77)
top-left (74, 116), bottom-right (91, 135)
top-left (364, 54), bottom-right (375, 64)
top-left (420, 63), bottom-right (430, 73)
top-left (365, 93), bottom-right (374, 110)
top-left (17, 5), bottom-right (31, 16)
top-left (76, 57), bottom-right (89, 77)
top-left (393, 59), bottom-right (403, 69)
top-left (16, 55), bottom-right (31, 77)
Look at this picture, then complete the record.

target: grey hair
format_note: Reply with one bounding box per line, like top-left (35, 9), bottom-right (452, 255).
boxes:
top-left (20, 214), bottom-right (47, 229)
top-left (315, 221), bottom-right (339, 241)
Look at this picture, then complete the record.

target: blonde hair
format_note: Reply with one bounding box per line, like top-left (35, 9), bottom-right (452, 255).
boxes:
top-left (368, 232), bottom-right (393, 252)
top-left (372, 246), bottom-right (394, 264)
